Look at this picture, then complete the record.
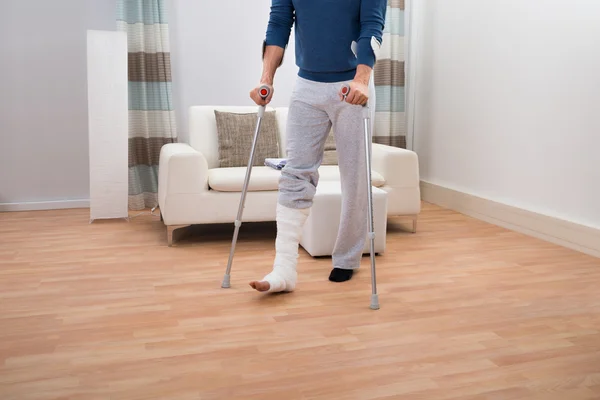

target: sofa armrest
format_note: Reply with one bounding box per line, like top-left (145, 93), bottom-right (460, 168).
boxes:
top-left (158, 143), bottom-right (209, 205)
top-left (371, 143), bottom-right (420, 188)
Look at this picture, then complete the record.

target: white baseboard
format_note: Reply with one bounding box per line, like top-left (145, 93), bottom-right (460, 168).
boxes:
top-left (0, 199), bottom-right (90, 212)
top-left (420, 181), bottom-right (600, 259)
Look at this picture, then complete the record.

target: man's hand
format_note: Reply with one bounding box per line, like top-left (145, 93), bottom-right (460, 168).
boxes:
top-left (341, 80), bottom-right (369, 105)
top-left (250, 83), bottom-right (274, 106)
top-left (341, 64), bottom-right (372, 105)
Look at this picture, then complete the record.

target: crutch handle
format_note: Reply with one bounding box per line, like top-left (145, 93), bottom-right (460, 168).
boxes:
top-left (258, 85), bottom-right (271, 99)
top-left (340, 83), bottom-right (351, 99)
top-left (257, 85), bottom-right (271, 117)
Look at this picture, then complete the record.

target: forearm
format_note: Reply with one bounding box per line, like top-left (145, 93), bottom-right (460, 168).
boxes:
top-left (354, 64), bottom-right (372, 85)
top-left (261, 0), bottom-right (294, 85)
top-left (261, 45), bottom-right (285, 85)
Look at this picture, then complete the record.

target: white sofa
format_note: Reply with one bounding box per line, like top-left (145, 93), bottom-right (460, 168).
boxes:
top-left (158, 105), bottom-right (421, 246)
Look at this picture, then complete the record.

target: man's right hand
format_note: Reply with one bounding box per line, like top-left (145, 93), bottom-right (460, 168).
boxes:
top-left (250, 83), bottom-right (274, 106)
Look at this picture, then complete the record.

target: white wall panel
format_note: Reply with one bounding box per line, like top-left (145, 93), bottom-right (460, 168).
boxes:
top-left (87, 30), bottom-right (129, 221)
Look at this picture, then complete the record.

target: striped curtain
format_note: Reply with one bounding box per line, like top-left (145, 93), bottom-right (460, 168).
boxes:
top-left (117, 0), bottom-right (177, 210)
top-left (373, 0), bottom-right (406, 148)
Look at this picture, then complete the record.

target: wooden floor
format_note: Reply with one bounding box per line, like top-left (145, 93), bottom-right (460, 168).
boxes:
top-left (1, 203), bottom-right (599, 400)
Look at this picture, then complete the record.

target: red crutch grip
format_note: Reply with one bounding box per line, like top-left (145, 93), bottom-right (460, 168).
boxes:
top-left (259, 85), bottom-right (271, 99)
top-left (341, 83), bottom-right (351, 98)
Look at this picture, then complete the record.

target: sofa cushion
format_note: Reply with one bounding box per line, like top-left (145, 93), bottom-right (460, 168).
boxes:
top-left (214, 110), bottom-right (280, 168)
top-left (316, 166), bottom-right (386, 187)
top-left (208, 165), bottom-right (386, 192)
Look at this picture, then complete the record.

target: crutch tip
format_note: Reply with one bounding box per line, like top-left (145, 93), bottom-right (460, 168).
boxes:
top-left (221, 274), bottom-right (231, 288)
top-left (370, 294), bottom-right (380, 310)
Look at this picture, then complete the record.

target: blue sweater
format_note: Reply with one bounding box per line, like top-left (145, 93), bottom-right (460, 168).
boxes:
top-left (265, 0), bottom-right (387, 83)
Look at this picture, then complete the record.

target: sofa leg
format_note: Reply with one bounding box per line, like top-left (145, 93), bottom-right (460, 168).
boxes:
top-left (167, 225), bottom-right (189, 246)
top-left (411, 216), bottom-right (418, 233)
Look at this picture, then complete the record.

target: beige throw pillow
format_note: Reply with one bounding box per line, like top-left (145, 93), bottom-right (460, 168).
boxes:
top-left (214, 110), bottom-right (281, 168)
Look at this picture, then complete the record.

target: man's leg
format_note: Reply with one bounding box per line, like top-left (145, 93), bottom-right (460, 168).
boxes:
top-left (250, 78), bottom-right (332, 292)
top-left (327, 87), bottom-right (371, 282)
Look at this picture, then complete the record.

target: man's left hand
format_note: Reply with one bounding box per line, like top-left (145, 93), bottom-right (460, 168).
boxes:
top-left (341, 80), bottom-right (369, 106)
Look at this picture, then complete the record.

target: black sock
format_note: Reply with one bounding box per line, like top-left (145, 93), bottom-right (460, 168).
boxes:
top-left (329, 268), bottom-right (354, 282)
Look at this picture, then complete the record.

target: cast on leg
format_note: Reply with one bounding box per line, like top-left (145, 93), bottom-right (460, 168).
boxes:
top-left (249, 202), bottom-right (309, 292)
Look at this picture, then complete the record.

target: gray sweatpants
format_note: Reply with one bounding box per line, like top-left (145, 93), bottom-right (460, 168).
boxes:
top-left (278, 76), bottom-right (375, 270)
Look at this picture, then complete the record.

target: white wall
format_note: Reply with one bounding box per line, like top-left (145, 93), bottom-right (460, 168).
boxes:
top-left (0, 0), bottom-right (116, 208)
top-left (168, 0), bottom-right (298, 143)
top-left (412, 0), bottom-right (600, 229)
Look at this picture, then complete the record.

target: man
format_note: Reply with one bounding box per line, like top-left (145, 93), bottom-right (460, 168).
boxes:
top-left (249, 0), bottom-right (387, 293)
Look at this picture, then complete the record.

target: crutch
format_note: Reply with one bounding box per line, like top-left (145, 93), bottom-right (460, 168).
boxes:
top-left (221, 85), bottom-right (271, 289)
top-left (341, 83), bottom-right (380, 310)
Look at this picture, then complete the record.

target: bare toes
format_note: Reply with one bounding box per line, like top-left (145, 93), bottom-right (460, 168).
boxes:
top-left (249, 281), bottom-right (270, 292)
